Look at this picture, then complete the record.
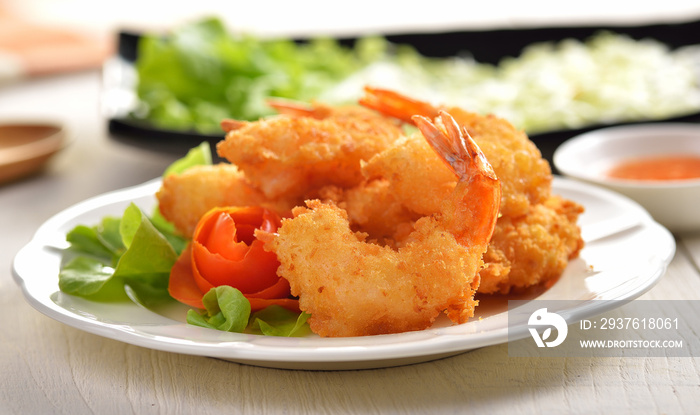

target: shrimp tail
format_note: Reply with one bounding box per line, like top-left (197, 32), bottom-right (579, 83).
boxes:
top-left (221, 119), bottom-right (249, 132)
top-left (266, 99), bottom-right (332, 119)
top-left (359, 86), bottom-right (438, 123)
top-left (413, 111), bottom-right (501, 246)
top-left (412, 111), bottom-right (497, 182)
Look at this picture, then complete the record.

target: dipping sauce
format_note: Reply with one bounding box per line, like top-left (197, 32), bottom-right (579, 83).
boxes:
top-left (607, 155), bottom-right (700, 181)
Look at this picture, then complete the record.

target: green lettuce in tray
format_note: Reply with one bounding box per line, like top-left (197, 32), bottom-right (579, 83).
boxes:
top-left (132, 17), bottom-right (405, 134)
top-left (128, 17), bottom-right (700, 137)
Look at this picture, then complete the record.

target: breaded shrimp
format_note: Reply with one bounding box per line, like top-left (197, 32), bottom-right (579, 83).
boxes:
top-left (362, 133), bottom-right (457, 217)
top-left (360, 86), bottom-right (552, 217)
top-left (479, 196), bottom-right (585, 294)
top-left (259, 112), bottom-right (501, 337)
top-left (318, 180), bottom-right (420, 245)
top-left (358, 87), bottom-right (583, 293)
top-left (216, 102), bottom-right (402, 201)
top-left (156, 164), bottom-right (294, 237)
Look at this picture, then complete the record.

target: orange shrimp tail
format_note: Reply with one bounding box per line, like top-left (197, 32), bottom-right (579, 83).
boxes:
top-left (221, 119), bottom-right (248, 132)
top-left (266, 99), bottom-right (331, 119)
top-left (359, 86), bottom-right (438, 123)
top-left (413, 111), bottom-right (501, 246)
top-left (412, 111), bottom-right (497, 182)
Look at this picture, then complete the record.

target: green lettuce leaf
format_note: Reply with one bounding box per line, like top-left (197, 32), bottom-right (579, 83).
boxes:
top-left (58, 142), bottom-right (311, 337)
top-left (132, 17), bottom-right (388, 133)
top-left (58, 256), bottom-right (116, 296)
top-left (186, 287), bottom-right (311, 336)
top-left (112, 204), bottom-right (178, 303)
top-left (162, 141), bottom-right (212, 178)
top-left (115, 204), bottom-right (177, 273)
top-left (250, 306), bottom-right (311, 337)
top-left (59, 204), bottom-right (178, 302)
top-left (65, 216), bottom-right (124, 263)
top-left (186, 286), bottom-right (251, 332)
top-left (59, 142), bottom-right (210, 301)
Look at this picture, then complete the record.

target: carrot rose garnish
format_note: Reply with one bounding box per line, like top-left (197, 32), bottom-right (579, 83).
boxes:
top-left (168, 206), bottom-right (299, 313)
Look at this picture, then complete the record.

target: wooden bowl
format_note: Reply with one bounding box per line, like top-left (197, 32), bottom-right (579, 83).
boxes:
top-left (0, 122), bottom-right (66, 184)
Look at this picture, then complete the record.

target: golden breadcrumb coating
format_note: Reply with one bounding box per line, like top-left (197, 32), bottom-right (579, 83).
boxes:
top-left (217, 105), bottom-right (402, 201)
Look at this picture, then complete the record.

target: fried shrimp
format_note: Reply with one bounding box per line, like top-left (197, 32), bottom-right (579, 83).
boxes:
top-left (317, 180), bottom-right (420, 245)
top-left (478, 196), bottom-right (585, 294)
top-left (156, 164), bottom-right (294, 236)
top-left (216, 102), bottom-right (402, 201)
top-left (157, 87), bottom-right (584, 336)
top-left (360, 86), bottom-right (552, 217)
top-left (259, 112), bottom-right (501, 337)
top-left (362, 133), bottom-right (458, 217)
top-left (358, 87), bottom-right (583, 294)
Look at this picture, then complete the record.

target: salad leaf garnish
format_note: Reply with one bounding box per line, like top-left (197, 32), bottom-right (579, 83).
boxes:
top-left (58, 256), bottom-right (116, 296)
top-left (59, 203), bottom-right (179, 301)
top-left (114, 204), bottom-right (177, 275)
top-left (65, 217), bottom-right (124, 263)
top-left (58, 141), bottom-right (311, 337)
top-left (187, 287), bottom-right (311, 336)
top-left (186, 286), bottom-right (251, 332)
top-left (59, 142), bottom-right (211, 301)
top-left (162, 141), bottom-right (213, 178)
top-left (250, 306), bottom-right (312, 337)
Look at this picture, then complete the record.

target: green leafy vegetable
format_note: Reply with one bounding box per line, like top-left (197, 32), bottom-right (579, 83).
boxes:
top-left (133, 17), bottom-right (391, 133)
top-left (133, 18), bottom-right (700, 136)
top-left (186, 286), bottom-right (251, 332)
top-left (65, 217), bottom-right (124, 262)
top-left (58, 143), bottom-right (210, 302)
top-left (250, 306), bottom-right (311, 337)
top-left (320, 31), bottom-right (700, 134)
top-left (58, 256), bottom-right (117, 296)
top-left (162, 141), bottom-right (212, 178)
top-left (59, 203), bottom-right (180, 302)
top-left (58, 142), bottom-right (211, 301)
top-left (58, 142), bottom-right (311, 337)
top-left (112, 204), bottom-right (177, 279)
top-left (187, 288), bottom-right (311, 336)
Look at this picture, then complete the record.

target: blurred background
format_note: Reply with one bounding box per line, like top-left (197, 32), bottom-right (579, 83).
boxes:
top-left (4, 0), bottom-right (700, 36)
top-left (2, 0), bottom-right (700, 163)
top-left (3, 0), bottom-right (700, 78)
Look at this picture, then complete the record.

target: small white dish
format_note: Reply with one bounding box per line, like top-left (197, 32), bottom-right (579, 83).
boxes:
top-left (12, 177), bottom-right (675, 370)
top-left (554, 123), bottom-right (700, 233)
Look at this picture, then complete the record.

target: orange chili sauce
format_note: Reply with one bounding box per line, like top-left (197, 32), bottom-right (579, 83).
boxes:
top-left (607, 155), bottom-right (700, 181)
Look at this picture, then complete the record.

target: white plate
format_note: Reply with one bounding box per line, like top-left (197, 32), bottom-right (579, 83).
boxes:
top-left (12, 177), bottom-right (675, 370)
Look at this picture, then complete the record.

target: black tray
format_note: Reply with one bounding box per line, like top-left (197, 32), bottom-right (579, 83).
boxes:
top-left (106, 19), bottom-right (700, 167)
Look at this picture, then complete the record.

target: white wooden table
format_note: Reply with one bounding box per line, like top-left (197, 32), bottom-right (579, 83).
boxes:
top-left (3, 6), bottom-right (700, 412)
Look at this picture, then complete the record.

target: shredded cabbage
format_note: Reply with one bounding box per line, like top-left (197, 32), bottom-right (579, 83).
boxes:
top-left (321, 32), bottom-right (700, 134)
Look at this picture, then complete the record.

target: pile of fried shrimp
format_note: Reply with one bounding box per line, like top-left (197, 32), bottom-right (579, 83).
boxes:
top-left (156, 87), bottom-right (584, 337)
